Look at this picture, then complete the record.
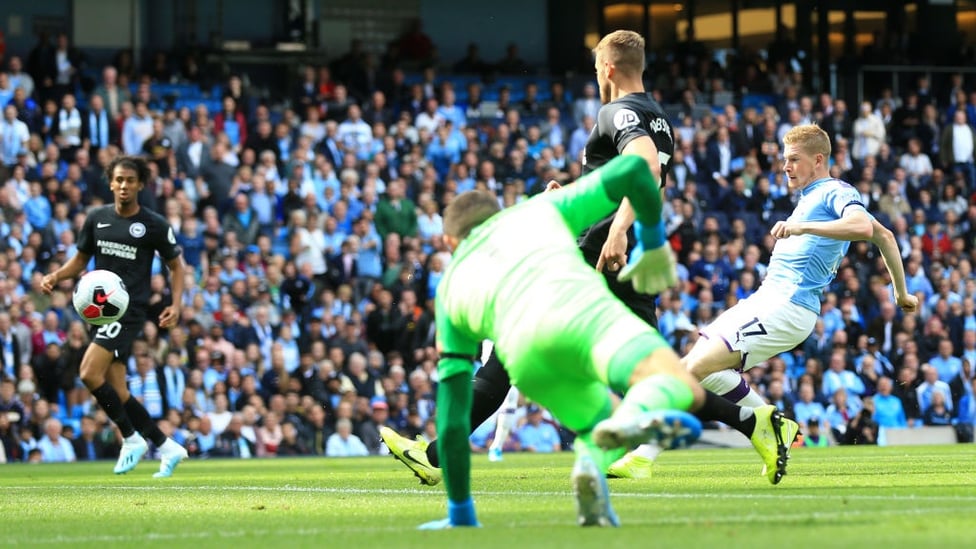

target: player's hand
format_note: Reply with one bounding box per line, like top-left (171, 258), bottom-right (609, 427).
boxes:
top-left (896, 294), bottom-right (918, 314)
top-left (618, 243), bottom-right (678, 295)
top-left (596, 229), bottom-right (628, 273)
top-left (40, 274), bottom-right (58, 294)
top-left (544, 180), bottom-right (562, 192)
top-left (158, 305), bottom-right (181, 329)
top-left (770, 220), bottom-right (804, 239)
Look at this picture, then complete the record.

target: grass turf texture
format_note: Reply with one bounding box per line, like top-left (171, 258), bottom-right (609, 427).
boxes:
top-left (3, 445), bottom-right (975, 548)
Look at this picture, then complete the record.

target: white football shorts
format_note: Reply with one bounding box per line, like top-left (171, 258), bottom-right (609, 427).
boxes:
top-left (699, 287), bottom-right (818, 371)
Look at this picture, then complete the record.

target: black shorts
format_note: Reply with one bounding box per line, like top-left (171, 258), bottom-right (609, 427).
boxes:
top-left (581, 246), bottom-right (658, 328)
top-left (89, 306), bottom-right (147, 363)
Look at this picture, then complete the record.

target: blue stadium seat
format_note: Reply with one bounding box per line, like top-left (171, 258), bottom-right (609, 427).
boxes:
top-left (174, 98), bottom-right (222, 113)
top-left (742, 93), bottom-right (775, 111)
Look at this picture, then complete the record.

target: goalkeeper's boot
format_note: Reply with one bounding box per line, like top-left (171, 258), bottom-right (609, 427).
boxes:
top-left (114, 433), bottom-right (149, 474)
top-left (153, 439), bottom-right (189, 478)
top-left (606, 452), bottom-right (655, 479)
top-left (572, 453), bottom-right (619, 527)
top-left (750, 405), bottom-right (800, 485)
top-left (593, 410), bottom-right (701, 451)
top-left (380, 426), bottom-right (442, 486)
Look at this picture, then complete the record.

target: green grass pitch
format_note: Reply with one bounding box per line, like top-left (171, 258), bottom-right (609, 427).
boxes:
top-left (3, 445), bottom-right (975, 548)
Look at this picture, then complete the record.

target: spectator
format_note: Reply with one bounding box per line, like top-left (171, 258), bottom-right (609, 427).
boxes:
top-left (212, 413), bottom-right (255, 458)
top-left (824, 387), bottom-right (861, 442)
top-left (572, 83), bottom-right (600, 126)
top-left (37, 417), bottom-right (75, 462)
top-left (1, 104), bottom-right (31, 170)
top-left (898, 138), bottom-right (933, 188)
top-left (852, 101), bottom-right (886, 162)
top-left (939, 109), bottom-right (976, 191)
top-left (802, 417), bottom-right (830, 447)
top-left (956, 378), bottom-right (976, 442)
top-left (515, 404), bottom-right (560, 453)
top-left (71, 415), bottom-right (109, 461)
top-left (276, 420), bottom-right (310, 456)
top-left (793, 383), bottom-right (827, 431)
top-left (255, 410), bottom-right (282, 457)
top-left (357, 398), bottom-right (391, 455)
top-left (496, 42), bottom-right (528, 75)
top-left (222, 193), bottom-right (261, 247)
top-left (374, 178), bottom-right (418, 241)
top-left (915, 364), bottom-right (953, 415)
top-left (325, 417), bottom-right (368, 457)
top-left (872, 376), bottom-right (907, 428)
top-left (922, 391), bottom-right (953, 426)
top-left (929, 339), bottom-right (963, 383)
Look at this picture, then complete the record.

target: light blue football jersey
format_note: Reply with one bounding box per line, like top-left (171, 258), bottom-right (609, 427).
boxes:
top-left (763, 177), bottom-right (869, 313)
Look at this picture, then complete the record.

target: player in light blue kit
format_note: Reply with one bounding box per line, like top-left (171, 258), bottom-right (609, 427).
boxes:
top-left (684, 124), bottom-right (918, 481)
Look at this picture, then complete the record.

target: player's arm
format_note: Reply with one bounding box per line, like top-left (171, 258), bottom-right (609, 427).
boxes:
top-left (772, 208), bottom-right (873, 241)
top-left (868, 218), bottom-right (918, 313)
top-left (543, 155), bottom-right (661, 235)
top-left (421, 296), bottom-right (480, 529)
top-left (41, 251), bottom-right (91, 294)
top-left (157, 224), bottom-right (186, 328)
top-left (159, 254), bottom-right (186, 328)
top-left (597, 135), bottom-right (662, 272)
top-left (544, 155), bottom-right (674, 294)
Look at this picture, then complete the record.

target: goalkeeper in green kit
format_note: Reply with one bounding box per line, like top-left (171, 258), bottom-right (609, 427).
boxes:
top-left (421, 155), bottom-right (707, 529)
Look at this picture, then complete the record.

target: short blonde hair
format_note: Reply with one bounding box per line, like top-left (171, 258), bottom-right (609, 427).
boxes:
top-left (593, 30), bottom-right (645, 76)
top-left (443, 190), bottom-right (501, 240)
top-left (783, 124), bottom-right (831, 158)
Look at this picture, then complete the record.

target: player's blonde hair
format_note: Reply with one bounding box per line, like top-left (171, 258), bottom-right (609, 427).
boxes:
top-left (783, 124), bottom-right (831, 159)
top-left (593, 30), bottom-right (645, 76)
top-left (444, 190), bottom-right (501, 240)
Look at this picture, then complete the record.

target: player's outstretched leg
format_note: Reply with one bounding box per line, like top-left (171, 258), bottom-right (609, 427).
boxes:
top-left (750, 405), bottom-right (800, 484)
top-left (380, 426), bottom-right (442, 486)
top-left (593, 408), bottom-right (701, 452)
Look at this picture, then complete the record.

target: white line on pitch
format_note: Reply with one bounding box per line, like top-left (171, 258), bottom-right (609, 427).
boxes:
top-left (5, 484), bottom-right (976, 502)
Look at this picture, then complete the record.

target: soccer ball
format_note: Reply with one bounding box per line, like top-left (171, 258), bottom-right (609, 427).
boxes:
top-left (72, 270), bottom-right (129, 326)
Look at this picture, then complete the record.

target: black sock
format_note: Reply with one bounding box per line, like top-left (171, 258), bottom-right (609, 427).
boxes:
top-left (124, 397), bottom-right (167, 447)
top-left (427, 350), bottom-right (512, 468)
top-left (91, 383), bottom-right (136, 438)
top-left (693, 390), bottom-right (757, 437)
top-left (426, 383), bottom-right (508, 468)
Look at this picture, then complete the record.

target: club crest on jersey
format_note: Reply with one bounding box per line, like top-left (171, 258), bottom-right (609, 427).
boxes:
top-left (129, 222), bottom-right (147, 238)
top-left (613, 109), bottom-right (639, 130)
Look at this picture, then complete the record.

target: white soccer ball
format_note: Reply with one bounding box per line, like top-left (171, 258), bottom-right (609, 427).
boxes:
top-left (72, 270), bottom-right (130, 326)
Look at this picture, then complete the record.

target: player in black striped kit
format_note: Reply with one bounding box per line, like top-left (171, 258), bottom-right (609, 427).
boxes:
top-left (42, 155), bottom-right (189, 477)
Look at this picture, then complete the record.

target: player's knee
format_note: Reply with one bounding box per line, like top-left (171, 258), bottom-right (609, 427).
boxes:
top-left (686, 357), bottom-right (713, 381)
top-left (630, 346), bottom-right (681, 383)
top-left (79, 368), bottom-right (105, 389)
top-left (472, 376), bottom-right (510, 407)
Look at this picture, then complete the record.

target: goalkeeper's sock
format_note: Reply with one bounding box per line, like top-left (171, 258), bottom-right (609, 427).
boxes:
top-left (91, 383), bottom-right (136, 438)
top-left (694, 390), bottom-right (756, 437)
top-left (124, 397), bottom-right (167, 447)
top-left (575, 432), bottom-right (626, 475)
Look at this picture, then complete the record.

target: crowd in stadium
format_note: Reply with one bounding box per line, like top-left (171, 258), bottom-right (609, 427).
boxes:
top-left (1, 24), bottom-right (976, 464)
